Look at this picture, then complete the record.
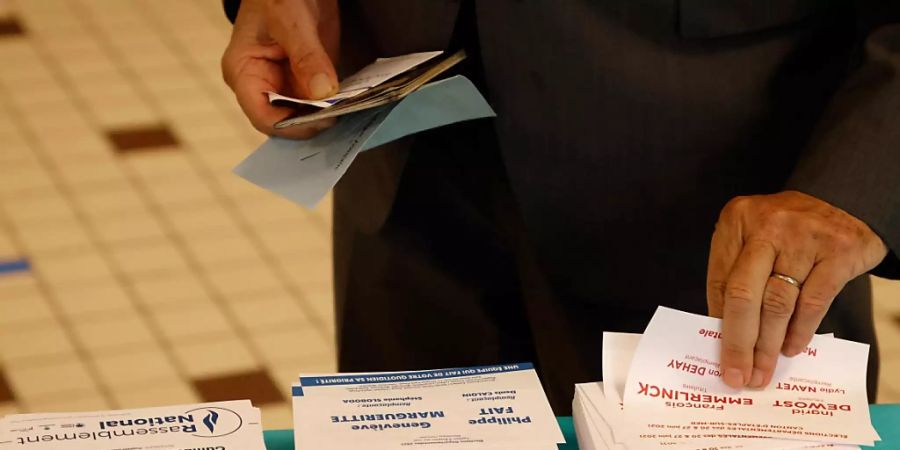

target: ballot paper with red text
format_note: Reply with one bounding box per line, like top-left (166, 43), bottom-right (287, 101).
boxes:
top-left (290, 363), bottom-right (563, 450)
top-left (621, 307), bottom-right (879, 447)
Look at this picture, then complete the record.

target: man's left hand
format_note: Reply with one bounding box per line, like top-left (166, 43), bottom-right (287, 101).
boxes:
top-left (707, 191), bottom-right (887, 389)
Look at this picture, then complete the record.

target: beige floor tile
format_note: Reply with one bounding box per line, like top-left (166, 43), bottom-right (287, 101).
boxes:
top-left (71, 310), bottom-right (157, 356)
top-left (234, 195), bottom-right (313, 226)
top-left (70, 68), bottom-right (134, 101)
top-left (259, 402), bottom-right (293, 430)
top-left (144, 175), bottom-right (217, 207)
top-left (53, 279), bottom-right (134, 318)
top-left (52, 154), bottom-right (129, 188)
top-left (251, 326), bottom-right (333, 366)
top-left (202, 263), bottom-right (284, 298)
top-left (875, 317), bottom-right (900, 359)
top-left (131, 271), bottom-right (214, 307)
top-left (37, 133), bottom-right (114, 163)
top-left (170, 332), bottom-right (259, 379)
top-left (0, 285), bottom-right (54, 327)
top-left (1, 187), bottom-right (77, 225)
top-left (109, 237), bottom-right (190, 277)
top-left (872, 278), bottom-right (900, 315)
top-left (150, 302), bottom-right (234, 341)
top-left (4, 356), bottom-right (98, 401)
top-left (0, 274), bottom-right (42, 299)
top-left (250, 219), bottom-right (330, 259)
top-left (31, 250), bottom-right (114, 285)
top-left (137, 63), bottom-right (199, 94)
top-left (0, 160), bottom-right (55, 195)
top-left (184, 233), bottom-right (265, 268)
top-left (0, 231), bottom-right (19, 257)
top-left (275, 252), bottom-right (333, 286)
top-left (164, 200), bottom-right (240, 237)
top-left (14, 215), bottom-right (94, 255)
top-left (226, 289), bottom-right (310, 332)
top-left (0, 319), bottom-right (75, 365)
top-left (299, 282), bottom-right (336, 334)
top-left (93, 347), bottom-right (181, 389)
top-left (0, 273), bottom-right (39, 292)
top-left (112, 381), bottom-right (199, 409)
top-left (72, 183), bottom-right (149, 218)
top-left (89, 209), bottom-right (168, 245)
top-left (25, 391), bottom-right (110, 413)
top-left (124, 151), bottom-right (198, 181)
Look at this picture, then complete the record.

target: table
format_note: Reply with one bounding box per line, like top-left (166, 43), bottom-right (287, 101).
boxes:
top-left (262, 404), bottom-right (900, 449)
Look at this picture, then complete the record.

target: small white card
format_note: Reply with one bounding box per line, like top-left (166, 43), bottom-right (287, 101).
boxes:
top-left (0, 401), bottom-right (264, 449)
top-left (291, 363), bottom-right (563, 450)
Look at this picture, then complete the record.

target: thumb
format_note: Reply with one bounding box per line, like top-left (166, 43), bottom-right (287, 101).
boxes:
top-left (267, 2), bottom-right (338, 100)
top-left (288, 36), bottom-right (338, 100)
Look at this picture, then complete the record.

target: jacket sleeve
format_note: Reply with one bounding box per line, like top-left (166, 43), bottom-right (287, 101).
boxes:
top-left (786, 8), bottom-right (900, 279)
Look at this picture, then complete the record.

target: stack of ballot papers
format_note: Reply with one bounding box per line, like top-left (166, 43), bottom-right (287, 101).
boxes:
top-left (270, 50), bottom-right (465, 128)
top-left (573, 307), bottom-right (880, 450)
top-left (0, 400), bottom-right (265, 449)
top-left (291, 363), bottom-right (565, 450)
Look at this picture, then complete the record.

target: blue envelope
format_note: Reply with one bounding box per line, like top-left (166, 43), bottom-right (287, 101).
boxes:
top-left (233, 75), bottom-right (495, 208)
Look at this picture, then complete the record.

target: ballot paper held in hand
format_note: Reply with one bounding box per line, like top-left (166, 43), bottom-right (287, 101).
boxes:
top-left (267, 51), bottom-right (443, 109)
top-left (233, 74), bottom-right (495, 208)
top-left (573, 306), bottom-right (878, 450)
top-left (290, 363), bottom-right (564, 450)
top-left (0, 400), bottom-right (265, 449)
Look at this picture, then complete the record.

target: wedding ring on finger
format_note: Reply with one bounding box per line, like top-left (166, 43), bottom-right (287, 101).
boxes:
top-left (771, 272), bottom-right (802, 289)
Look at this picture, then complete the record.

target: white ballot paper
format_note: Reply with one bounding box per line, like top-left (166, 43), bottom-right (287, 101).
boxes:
top-left (291, 363), bottom-right (564, 450)
top-left (622, 307), bottom-right (878, 447)
top-left (234, 75), bottom-right (495, 208)
top-left (268, 51), bottom-right (443, 108)
top-left (574, 309), bottom-right (873, 450)
top-left (0, 400), bottom-right (265, 449)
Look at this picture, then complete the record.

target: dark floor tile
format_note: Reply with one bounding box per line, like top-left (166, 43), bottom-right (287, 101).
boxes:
top-left (0, 17), bottom-right (26, 37)
top-left (192, 369), bottom-right (283, 406)
top-left (0, 367), bottom-right (15, 402)
top-left (106, 125), bottom-right (179, 153)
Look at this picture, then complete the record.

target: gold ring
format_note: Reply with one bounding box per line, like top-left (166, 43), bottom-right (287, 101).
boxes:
top-left (772, 272), bottom-right (802, 289)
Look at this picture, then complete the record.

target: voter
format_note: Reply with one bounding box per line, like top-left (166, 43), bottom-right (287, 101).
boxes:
top-left (220, 0), bottom-right (900, 412)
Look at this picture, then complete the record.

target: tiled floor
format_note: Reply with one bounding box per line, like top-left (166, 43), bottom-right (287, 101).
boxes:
top-left (0, 0), bottom-right (333, 428)
top-left (0, 0), bottom-right (899, 431)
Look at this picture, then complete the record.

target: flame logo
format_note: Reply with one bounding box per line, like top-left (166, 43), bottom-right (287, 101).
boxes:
top-left (202, 410), bottom-right (219, 434)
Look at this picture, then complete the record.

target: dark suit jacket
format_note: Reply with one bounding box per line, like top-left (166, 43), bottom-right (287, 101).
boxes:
top-left (224, 0), bottom-right (899, 402)
top-left (335, 0), bottom-right (900, 278)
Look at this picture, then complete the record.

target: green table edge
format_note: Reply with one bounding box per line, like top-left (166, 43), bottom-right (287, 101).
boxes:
top-left (264, 404), bottom-right (900, 449)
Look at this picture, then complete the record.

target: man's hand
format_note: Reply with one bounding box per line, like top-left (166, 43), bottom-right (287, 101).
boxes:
top-left (707, 191), bottom-right (887, 389)
top-left (222, 0), bottom-right (340, 139)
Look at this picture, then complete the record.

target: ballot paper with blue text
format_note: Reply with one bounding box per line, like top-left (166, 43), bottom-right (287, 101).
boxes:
top-left (291, 363), bottom-right (564, 450)
top-left (0, 400), bottom-right (265, 449)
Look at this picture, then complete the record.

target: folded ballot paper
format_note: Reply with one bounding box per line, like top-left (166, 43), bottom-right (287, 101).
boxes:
top-left (233, 51), bottom-right (495, 208)
top-left (291, 363), bottom-right (565, 450)
top-left (574, 307), bottom-right (879, 450)
top-left (0, 400), bottom-right (265, 449)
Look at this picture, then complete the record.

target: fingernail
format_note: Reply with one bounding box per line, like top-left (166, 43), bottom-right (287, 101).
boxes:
top-left (749, 368), bottom-right (765, 388)
top-left (723, 368), bottom-right (745, 387)
top-left (308, 73), bottom-right (334, 99)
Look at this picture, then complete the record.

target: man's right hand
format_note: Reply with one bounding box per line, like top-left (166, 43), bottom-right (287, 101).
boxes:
top-left (222, 0), bottom-right (340, 139)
